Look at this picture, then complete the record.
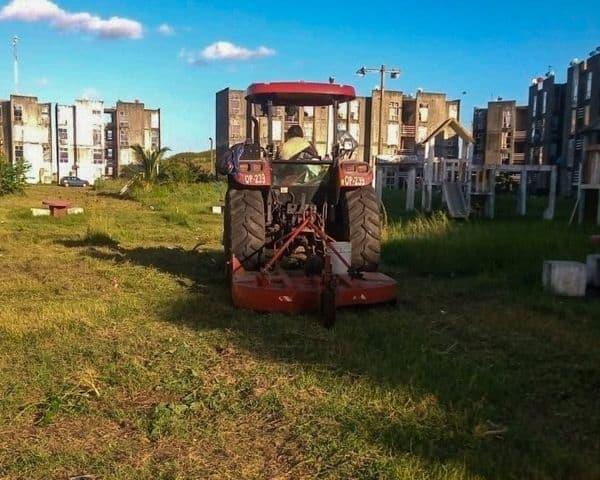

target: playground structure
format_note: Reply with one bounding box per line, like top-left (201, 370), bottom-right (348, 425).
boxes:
top-left (376, 159), bottom-right (559, 220)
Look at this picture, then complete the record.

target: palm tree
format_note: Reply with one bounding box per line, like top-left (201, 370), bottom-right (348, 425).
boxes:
top-left (130, 145), bottom-right (170, 183)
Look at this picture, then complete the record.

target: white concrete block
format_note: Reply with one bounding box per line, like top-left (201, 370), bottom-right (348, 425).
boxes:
top-left (31, 208), bottom-right (50, 217)
top-left (67, 207), bottom-right (84, 215)
top-left (211, 206), bottom-right (223, 215)
top-left (586, 255), bottom-right (600, 288)
top-left (542, 261), bottom-right (587, 297)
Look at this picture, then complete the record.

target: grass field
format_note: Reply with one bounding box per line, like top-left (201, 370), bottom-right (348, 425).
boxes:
top-left (0, 183), bottom-right (599, 479)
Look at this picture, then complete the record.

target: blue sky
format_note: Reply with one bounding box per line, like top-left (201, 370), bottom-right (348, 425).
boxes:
top-left (0, 0), bottom-right (599, 153)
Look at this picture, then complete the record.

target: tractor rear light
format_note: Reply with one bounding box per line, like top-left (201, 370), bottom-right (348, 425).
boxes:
top-left (357, 164), bottom-right (368, 173)
top-left (251, 162), bottom-right (263, 172)
top-left (343, 164), bottom-right (356, 172)
top-left (239, 163), bottom-right (250, 172)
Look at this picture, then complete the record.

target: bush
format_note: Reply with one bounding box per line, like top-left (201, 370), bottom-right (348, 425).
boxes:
top-left (0, 157), bottom-right (29, 195)
top-left (159, 157), bottom-right (214, 184)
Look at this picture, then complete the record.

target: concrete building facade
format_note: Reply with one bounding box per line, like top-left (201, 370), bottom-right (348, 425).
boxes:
top-left (105, 100), bottom-right (161, 175)
top-left (472, 100), bottom-right (528, 165)
top-left (0, 95), bottom-right (53, 183)
top-left (562, 52), bottom-right (600, 186)
top-left (526, 76), bottom-right (567, 166)
top-left (1, 93), bottom-right (161, 184)
top-left (56, 99), bottom-right (106, 184)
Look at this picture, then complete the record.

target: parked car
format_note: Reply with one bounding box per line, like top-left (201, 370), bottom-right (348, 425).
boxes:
top-left (59, 176), bottom-right (90, 187)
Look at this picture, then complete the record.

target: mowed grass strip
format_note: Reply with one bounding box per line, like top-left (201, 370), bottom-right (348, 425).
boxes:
top-left (0, 183), bottom-right (598, 479)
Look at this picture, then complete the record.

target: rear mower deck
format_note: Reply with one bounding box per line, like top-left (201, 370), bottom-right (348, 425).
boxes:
top-left (230, 257), bottom-right (397, 314)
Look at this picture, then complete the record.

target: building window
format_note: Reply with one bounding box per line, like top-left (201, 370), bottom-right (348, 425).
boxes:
top-left (59, 148), bottom-right (69, 163)
top-left (58, 128), bottom-right (68, 144)
top-left (388, 102), bottom-right (400, 122)
top-left (448, 104), bottom-right (458, 120)
top-left (120, 130), bottom-right (129, 147)
top-left (349, 101), bottom-right (359, 121)
top-left (502, 109), bottom-right (512, 128)
top-left (230, 98), bottom-right (241, 115)
top-left (532, 95), bottom-right (537, 116)
top-left (15, 145), bottom-right (23, 161)
top-left (93, 149), bottom-right (103, 164)
top-left (230, 119), bottom-right (241, 138)
top-left (418, 103), bottom-right (429, 122)
top-left (387, 124), bottom-right (399, 146)
top-left (303, 122), bottom-right (313, 141)
top-left (106, 130), bottom-right (113, 141)
top-left (92, 109), bottom-right (102, 116)
top-left (542, 91), bottom-right (547, 115)
top-left (337, 103), bottom-right (348, 121)
top-left (586, 72), bottom-right (593, 100)
top-left (572, 69), bottom-right (579, 105)
top-left (93, 129), bottom-right (102, 146)
top-left (571, 109), bottom-right (577, 134)
top-left (13, 105), bottom-right (23, 123)
top-left (303, 106), bottom-right (314, 119)
top-left (119, 120), bottom-right (129, 129)
top-left (106, 148), bottom-right (113, 159)
top-left (43, 144), bottom-right (51, 162)
top-left (151, 131), bottom-right (160, 149)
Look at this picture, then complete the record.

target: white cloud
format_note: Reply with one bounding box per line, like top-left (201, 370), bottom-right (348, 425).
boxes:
top-left (0, 0), bottom-right (143, 39)
top-left (180, 41), bottom-right (275, 65)
top-left (157, 23), bottom-right (174, 36)
top-left (36, 77), bottom-right (49, 87)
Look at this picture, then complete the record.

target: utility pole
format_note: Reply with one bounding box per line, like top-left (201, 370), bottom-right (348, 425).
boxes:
top-left (356, 65), bottom-right (401, 156)
top-left (209, 136), bottom-right (214, 174)
top-left (12, 35), bottom-right (19, 93)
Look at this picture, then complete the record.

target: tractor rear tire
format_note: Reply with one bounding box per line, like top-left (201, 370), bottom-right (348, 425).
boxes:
top-left (224, 188), bottom-right (266, 271)
top-left (341, 186), bottom-right (381, 272)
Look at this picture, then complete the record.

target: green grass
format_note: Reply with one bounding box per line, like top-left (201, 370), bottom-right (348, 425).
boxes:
top-left (0, 183), bottom-right (598, 479)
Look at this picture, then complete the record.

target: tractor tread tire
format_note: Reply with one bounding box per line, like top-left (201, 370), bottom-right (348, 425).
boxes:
top-left (341, 186), bottom-right (381, 271)
top-left (225, 188), bottom-right (265, 271)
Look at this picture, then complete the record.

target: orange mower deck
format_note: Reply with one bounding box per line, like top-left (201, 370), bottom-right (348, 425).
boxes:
top-left (231, 258), bottom-right (397, 314)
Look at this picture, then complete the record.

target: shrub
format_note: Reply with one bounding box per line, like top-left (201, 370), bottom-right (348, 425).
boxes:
top-left (160, 157), bottom-right (213, 184)
top-left (0, 157), bottom-right (29, 195)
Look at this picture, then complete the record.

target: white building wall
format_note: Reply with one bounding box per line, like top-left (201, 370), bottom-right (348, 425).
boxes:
top-left (56, 105), bottom-right (76, 180)
top-left (11, 101), bottom-right (53, 183)
top-left (74, 99), bottom-right (104, 184)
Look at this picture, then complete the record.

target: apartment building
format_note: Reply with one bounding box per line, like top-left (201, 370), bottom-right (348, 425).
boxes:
top-left (216, 87), bottom-right (460, 163)
top-left (0, 95), bottom-right (53, 183)
top-left (0, 94), bottom-right (161, 183)
top-left (526, 75), bottom-right (567, 165)
top-left (562, 52), bottom-right (600, 185)
top-left (56, 99), bottom-right (105, 183)
top-left (104, 100), bottom-right (161, 175)
top-left (472, 100), bottom-right (528, 165)
top-left (369, 90), bottom-right (460, 160)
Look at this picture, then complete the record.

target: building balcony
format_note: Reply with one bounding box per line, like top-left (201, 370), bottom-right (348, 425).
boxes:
top-left (400, 125), bottom-right (416, 136)
top-left (513, 153), bottom-right (525, 164)
top-left (514, 130), bottom-right (527, 140)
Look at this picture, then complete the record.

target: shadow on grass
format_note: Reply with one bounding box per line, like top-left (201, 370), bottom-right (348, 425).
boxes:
top-left (60, 232), bottom-right (119, 248)
top-left (61, 241), bottom-right (600, 480)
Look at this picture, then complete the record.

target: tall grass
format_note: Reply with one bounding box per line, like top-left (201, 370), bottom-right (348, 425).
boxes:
top-left (382, 190), bottom-right (594, 285)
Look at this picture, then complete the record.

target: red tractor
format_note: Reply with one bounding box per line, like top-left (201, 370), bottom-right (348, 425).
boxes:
top-left (219, 82), bottom-right (396, 326)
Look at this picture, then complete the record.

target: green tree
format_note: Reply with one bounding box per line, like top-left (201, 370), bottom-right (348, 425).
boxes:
top-left (130, 145), bottom-right (170, 184)
top-left (0, 155), bottom-right (29, 195)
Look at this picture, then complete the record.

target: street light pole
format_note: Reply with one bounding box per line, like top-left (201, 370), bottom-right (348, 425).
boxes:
top-left (209, 136), bottom-right (214, 176)
top-left (356, 64), bottom-right (401, 157)
top-left (377, 65), bottom-right (385, 156)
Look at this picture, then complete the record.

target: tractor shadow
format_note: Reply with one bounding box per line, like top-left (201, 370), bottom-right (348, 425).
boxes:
top-left (64, 240), bottom-right (598, 480)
